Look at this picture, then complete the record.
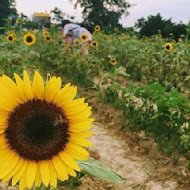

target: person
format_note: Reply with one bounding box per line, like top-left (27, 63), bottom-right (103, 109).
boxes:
top-left (61, 20), bottom-right (92, 55)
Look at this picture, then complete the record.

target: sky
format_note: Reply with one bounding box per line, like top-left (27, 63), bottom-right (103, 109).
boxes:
top-left (16, 0), bottom-right (190, 27)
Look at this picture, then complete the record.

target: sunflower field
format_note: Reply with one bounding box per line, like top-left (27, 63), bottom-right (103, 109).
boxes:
top-left (0, 24), bottom-right (190, 190)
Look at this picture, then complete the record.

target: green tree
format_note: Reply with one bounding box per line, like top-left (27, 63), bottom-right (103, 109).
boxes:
top-left (71, 0), bottom-right (131, 28)
top-left (0, 0), bottom-right (10, 26)
top-left (135, 13), bottom-right (174, 38)
top-left (135, 13), bottom-right (187, 40)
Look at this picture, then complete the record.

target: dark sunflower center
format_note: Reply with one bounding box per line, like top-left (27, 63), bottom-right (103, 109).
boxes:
top-left (8, 36), bottom-right (13, 41)
top-left (46, 37), bottom-right (50, 40)
top-left (26, 36), bottom-right (33, 43)
top-left (25, 115), bottom-right (53, 143)
top-left (6, 99), bottom-right (69, 161)
top-left (166, 45), bottom-right (170, 50)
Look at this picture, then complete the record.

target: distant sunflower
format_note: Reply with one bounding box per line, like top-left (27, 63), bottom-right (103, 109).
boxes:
top-left (110, 58), bottom-right (117, 65)
top-left (6, 33), bottom-right (16, 43)
top-left (73, 38), bottom-right (79, 45)
top-left (178, 38), bottom-right (183, 43)
top-left (80, 34), bottom-right (88, 42)
top-left (43, 31), bottom-right (50, 38)
top-left (23, 32), bottom-right (36, 46)
top-left (114, 27), bottom-right (119, 32)
top-left (94, 25), bottom-right (101, 32)
top-left (0, 71), bottom-right (93, 190)
top-left (144, 37), bottom-right (149, 42)
top-left (91, 41), bottom-right (99, 48)
top-left (121, 33), bottom-right (126, 39)
top-left (16, 19), bottom-right (20, 24)
top-left (172, 39), bottom-right (176, 45)
top-left (142, 47), bottom-right (148, 53)
top-left (44, 35), bottom-right (51, 42)
top-left (164, 42), bottom-right (173, 51)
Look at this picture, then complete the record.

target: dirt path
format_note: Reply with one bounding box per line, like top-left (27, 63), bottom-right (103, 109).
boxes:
top-left (78, 88), bottom-right (190, 190)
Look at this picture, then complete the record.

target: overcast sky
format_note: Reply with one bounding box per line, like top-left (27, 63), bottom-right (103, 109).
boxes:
top-left (16, 0), bottom-right (190, 27)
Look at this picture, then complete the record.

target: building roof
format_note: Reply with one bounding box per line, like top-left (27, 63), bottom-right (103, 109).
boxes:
top-left (33, 12), bottom-right (50, 17)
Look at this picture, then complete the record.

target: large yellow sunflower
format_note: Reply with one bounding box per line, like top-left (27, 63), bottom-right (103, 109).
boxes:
top-left (23, 32), bottom-right (36, 46)
top-left (0, 71), bottom-right (93, 190)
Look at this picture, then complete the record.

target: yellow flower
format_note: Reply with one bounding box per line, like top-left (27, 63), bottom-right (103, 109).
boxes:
top-left (94, 25), bottom-right (101, 32)
top-left (73, 38), bottom-right (79, 45)
top-left (173, 48), bottom-right (177, 53)
top-left (114, 27), bottom-right (119, 32)
top-left (110, 58), bottom-right (117, 65)
top-left (44, 35), bottom-right (51, 42)
top-left (142, 47), bottom-right (147, 53)
top-left (121, 34), bottom-right (127, 39)
top-left (158, 34), bottom-right (162, 38)
top-left (172, 39), bottom-right (176, 45)
top-left (6, 33), bottom-right (16, 43)
top-left (23, 32), bottom-right (36, 46)
top-left (164, 42), bottom-right (173, 51)
top-left (80, 34), bottom-right (88, 42)
top-left (144, 37), bottom-right (149, 42)
top-left (16, 19), bottom-right (20, 24)
top-left (0, 71), bottom-right (93, 190)
top-left (90, 41), bottom-right (99, 48)
top-left (43, 31), bottom-right (50, 38)
top-left (178, 38), bottom-right (183, 43)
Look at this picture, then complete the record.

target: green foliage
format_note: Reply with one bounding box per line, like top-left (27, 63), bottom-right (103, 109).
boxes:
top-left (78, 157), bottom-right (125, 183)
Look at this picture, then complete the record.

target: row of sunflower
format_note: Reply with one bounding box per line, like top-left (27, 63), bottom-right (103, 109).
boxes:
top-left (6, 31), bottom-right (51, 46)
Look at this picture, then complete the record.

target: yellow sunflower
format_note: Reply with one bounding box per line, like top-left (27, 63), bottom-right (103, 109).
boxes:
top-left (164, 42), bottom-right (173, 51)
top-left (43, 31), bottom-right (50, 38)
top-left (16, 19), bottom-right (20, 24)
top-left (73, 38), bottom-right (79, 45)
top-left (142, 47), bottom-right (147, 53)
top-left (80, 34), bottom-right (88, 42)
top-left (94, 25), bottom-right (101, 32)
top-left (178, 37), bottom-right (183, 43)
top-left (172, 39), bottom-right (176, 45)
top-left (6, 33), bottom-right (16, 43)
top-left (114, 27), bottom-right (119, 32)
top-left (90, 41), bottom-right (99, 48)
top-left (110, 58), bottom-right (117, 65)
top-left (0, 71), bottom-right (93, 190)
top-left (144, 37), bottom-right (149, 42)
top-left (23, 32), bottom-right (36, 46)
top-left (44, 35), bottom-right (51, 42)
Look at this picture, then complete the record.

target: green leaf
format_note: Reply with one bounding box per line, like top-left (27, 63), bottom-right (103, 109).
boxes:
top-left (77, 157), bottom-right (125, 183)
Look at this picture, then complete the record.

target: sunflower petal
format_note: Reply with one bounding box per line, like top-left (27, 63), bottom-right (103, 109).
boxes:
top-left (49, 161), bottom-right (57, 188)
top-left (40, 161), bottom-right (50, 187)
top-left (32, 71), bottom-right (45, 99)
top-left (52, 156), bottom-right (68, 181)
top-left (26, 162), bottom-right (36, 188)
top-left (59, 151), bottom-right (80, 171)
